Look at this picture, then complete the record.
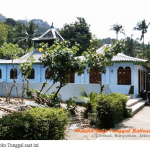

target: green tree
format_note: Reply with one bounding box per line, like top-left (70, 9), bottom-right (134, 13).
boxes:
top-left (144, 43), bottom-right (150, 62)
top-left (5, 18), bottom-right (17, 27)
top-left (134, 19), bottom-right (149, 44)
top-left (135, 43), bottom-right (150, 62)
top-left (13, 22), bottom-right (27, 48)
top-left (123, 35), bottom-right (140, 57)
top-left (134, 19), bottom-right (149, 58)
top-left (22, 39), bottom-right (86, 107)
top-left (91, 35), bottom-right (103, 50)
top-left (39, 39), bottom-right (86, 100)
top-left (0, 42), bottom-right (33, 103)
top-left (83, 40), bottom-right (125, 73)
top-left (0, 20), bottom-right (37, 52)
top-left (110, 24), bottom-right (125, 40)
top-left (25, 21), bottom-right (38, 48)
top-left (0, 22), bottom-right (12, 46)
top-left (59, 17), bottom-right (92, 56)
top-left (0, 42), bottom-right (24, 59)
top-left (12, 21), bottom-right (37, 49)
top-left (101, 37), bottom-right (116, 45)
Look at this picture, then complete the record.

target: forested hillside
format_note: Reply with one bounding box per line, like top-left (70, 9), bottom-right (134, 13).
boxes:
top-left (17, 19), bottom-right (59, 35)
top-left (0, 13), bottom-right (58, 36)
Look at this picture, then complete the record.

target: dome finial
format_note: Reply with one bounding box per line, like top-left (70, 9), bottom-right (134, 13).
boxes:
top-left (51, 22), bottom-right (54, 28)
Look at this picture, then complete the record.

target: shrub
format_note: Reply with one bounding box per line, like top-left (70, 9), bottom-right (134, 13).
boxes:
top-left (79, 87), bottom-right (99, 118)
top-left (109, 93), bottom-right (128, 117)
top-left (96, 93), bottom-right (128, 129)
top-left (0, 107), bottom-right (70, 140)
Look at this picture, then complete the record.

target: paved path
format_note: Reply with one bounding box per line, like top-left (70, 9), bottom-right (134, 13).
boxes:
top-left (97, 105), bottom-right (150, 140)
top-left (66, 105), bottom-right (150, 140)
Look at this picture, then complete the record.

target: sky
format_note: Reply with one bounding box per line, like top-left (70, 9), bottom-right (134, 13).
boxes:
top-left (1, 0), bottom-right (150, 43)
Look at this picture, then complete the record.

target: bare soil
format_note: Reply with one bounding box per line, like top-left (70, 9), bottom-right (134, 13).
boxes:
top-left (61, 103), bottom-right (98, 140)
top-left (0, 97), bottom-right (97, 140)
top-left (0, 97), bottom-right (34, 115)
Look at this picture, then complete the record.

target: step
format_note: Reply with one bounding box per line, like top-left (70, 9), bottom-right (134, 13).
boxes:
top-left (126, 94), bottom-right (133, 100)
top-left (130, 100), bottom-right (147, 115)
top-left (126, 98), bottom-right (142, 107)
top-left (126, 96), bottom-right (131, 100)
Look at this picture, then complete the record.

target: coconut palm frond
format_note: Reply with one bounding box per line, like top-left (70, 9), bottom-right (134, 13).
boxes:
top-left (89, 92), bottom-right (99, 106)
top-left (79, 86), bottom-right (88, 97)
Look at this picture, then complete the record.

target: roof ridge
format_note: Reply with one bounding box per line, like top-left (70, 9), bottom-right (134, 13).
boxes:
top-left (33, 28), bottom-right (64, 41)
top-left (117, 53), bottom-right (147, 61)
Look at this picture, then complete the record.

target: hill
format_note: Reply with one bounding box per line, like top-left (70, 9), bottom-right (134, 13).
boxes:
top-left (0, 14), bottom-right (6, 22)
top-left (17, 19), bottom-right (59, 35)
top-left (0, 13), bottom-right (58, 36)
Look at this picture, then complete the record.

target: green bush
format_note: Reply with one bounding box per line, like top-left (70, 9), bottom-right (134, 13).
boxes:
top-left (96, 93), bottom-right (128, 129)
top-left (0, 107), bottom-right (70, 140)
top-left (79, 87), bottom-right (99, 118)
top-left (109, 93), bottom-right (128, 118)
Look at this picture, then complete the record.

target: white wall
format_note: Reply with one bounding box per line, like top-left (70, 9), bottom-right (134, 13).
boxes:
top-left (0, 82), bottom-right (110, 101)
top-left (101, 63), bottom-right (149, 97)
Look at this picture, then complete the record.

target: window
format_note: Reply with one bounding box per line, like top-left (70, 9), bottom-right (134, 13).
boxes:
top-left (117, 67), bottom-right (131, 85)
top-left (90, 69), bottom-right (101, 83)
top-left (10, 69), bottom-right (17, 79)
top-left (28, 68), bottom-right (34, 79)
top-left (45, 68), bottom-right (53, 79)
top-left (0, 69), bottom-right (1, 79)
top-left (64, 73), bottom-right (75, 83)
top-left (69, 73), bottom-right (74, 83)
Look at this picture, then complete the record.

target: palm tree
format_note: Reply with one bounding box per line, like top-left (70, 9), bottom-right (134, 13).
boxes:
top-left (134, 19), bottom-right (149, 44)
top-left (124, 35), bottom-right (140, 57)
top-left (110, 24), bottom-right (125, 40)
top-left (134, 19), bottom-right (150, 58)
top-left (13, 23), bottom-right (26, 47)
top-left (136, 43), bottom-right (150, 61)
top-left (25, 21), bottom-right (38, 48)
top-left (79, 87), bottom-right (98, 114)
top-left (14, 21), bottom-right (38, 49)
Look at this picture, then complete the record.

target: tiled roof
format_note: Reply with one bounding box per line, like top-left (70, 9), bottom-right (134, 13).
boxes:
top-left (112, 53), bottom-right (148, 62)
top-left (96, 44), bottom-right (148, 63)
top-left (0, 45), bottom-right (148, 64)
top-left (0, 49), bottom-right (43, 64)
top-left (96, 44), bottom-right (111, 54)
top-left (19, 49), bottom-right (43, 62)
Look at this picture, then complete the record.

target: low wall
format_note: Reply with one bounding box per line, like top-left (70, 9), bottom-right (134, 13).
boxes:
top-left (110, 85), bottom-right (131, 95)
top-left (0, 82), bottom-right (110, 101)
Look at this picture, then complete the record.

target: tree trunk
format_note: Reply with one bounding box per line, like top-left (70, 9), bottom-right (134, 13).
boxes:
top-left (53, 83), bottom-right (63, 101)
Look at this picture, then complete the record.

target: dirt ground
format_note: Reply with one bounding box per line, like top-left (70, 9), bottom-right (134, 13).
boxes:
top-left (61, 103), bottom-right (99, 140)
top-left (0, 97), bottom-right (98, 140)
top-left (0, 97), bottom-right (34, 115)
